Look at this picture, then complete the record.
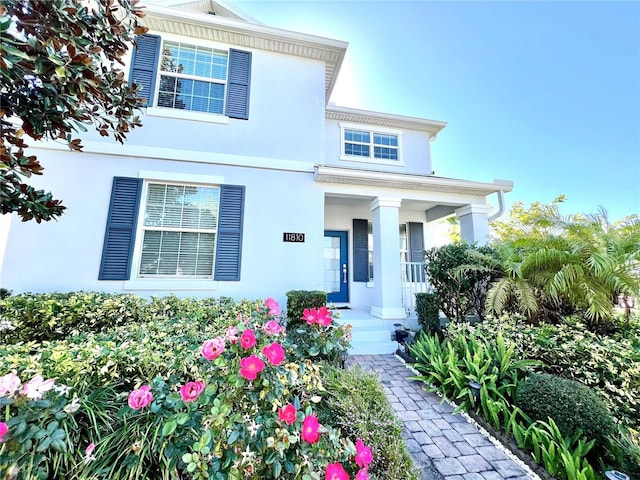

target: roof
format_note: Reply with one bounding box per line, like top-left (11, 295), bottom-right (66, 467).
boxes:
top-left (143, 2), bottom-right (347, 103)
top-left (326, 105), bottom-right (447, 140)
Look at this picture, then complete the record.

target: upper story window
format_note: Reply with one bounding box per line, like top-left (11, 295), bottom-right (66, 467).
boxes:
top-left (129, 34), bottom-right (252, 122)
top-left (158, 41), bottom-right (229, 115)
top-left (339, 123), bottom-right (403, 165)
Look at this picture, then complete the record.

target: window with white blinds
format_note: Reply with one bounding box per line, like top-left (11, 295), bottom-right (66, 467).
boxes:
top-left (139, 183), bottom-right (220, 277)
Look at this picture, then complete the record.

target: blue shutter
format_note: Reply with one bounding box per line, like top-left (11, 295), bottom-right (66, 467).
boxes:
top-left (353, 219), bottom-right (369, 282)
top-left (214, 185), bottom-right (245, 281)
top-left (129, 34), bottom-right (161, 107)
top-left (408, 222), bottom-right (425, 281)
top-left (225, 49), bottom-right (252, 120)
top-left (99, 177), bottom-right (142, 280)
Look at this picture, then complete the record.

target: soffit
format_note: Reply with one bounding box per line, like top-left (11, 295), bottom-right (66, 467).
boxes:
top-left (326, 105), bottom-right (447, 139)
top-left (144, 4), bottom-right (347, 102)
top-left (315, 165), bottom-right (514, 196)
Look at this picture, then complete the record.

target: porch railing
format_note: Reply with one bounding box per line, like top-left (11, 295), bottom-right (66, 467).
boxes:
top-left (401, 262), bottom-right (433, 316)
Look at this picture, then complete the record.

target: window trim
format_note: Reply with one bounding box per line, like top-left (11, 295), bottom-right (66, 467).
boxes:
top-left (152, 33), bottom-right (232, 119)
top-left (125, 171), bottom-right (226, 288)
top-left (339, 122), bottom-right (404, 166)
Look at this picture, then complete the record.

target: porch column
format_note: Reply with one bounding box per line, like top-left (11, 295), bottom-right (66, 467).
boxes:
top-left (456, 204), bottom-right (492, 245)
top-left (370, 197), bottom-right (406, 319)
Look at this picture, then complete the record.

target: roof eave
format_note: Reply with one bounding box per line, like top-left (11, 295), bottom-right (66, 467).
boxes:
top-left (144, 4), bottom-right (347, 103)
top-left (314, 165), bottom-right (514, 196)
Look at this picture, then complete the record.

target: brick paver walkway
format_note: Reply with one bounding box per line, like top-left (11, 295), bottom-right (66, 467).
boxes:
top-left (347, 354), bottom-right (537, 480)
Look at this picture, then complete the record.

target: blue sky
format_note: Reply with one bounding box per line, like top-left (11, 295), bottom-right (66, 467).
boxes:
top-left (235, 0), bottom-right (640, 221)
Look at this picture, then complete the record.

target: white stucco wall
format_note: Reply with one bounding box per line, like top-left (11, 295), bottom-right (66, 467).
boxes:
top-left (0, 150), bottom-right (326, 307)
top-left (323, 119), bottom-right (433, 175)
top-left (92, 41), bottom-right (328, 165)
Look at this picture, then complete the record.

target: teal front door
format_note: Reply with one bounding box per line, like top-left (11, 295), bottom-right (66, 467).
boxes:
top-left (323, 230), bottom-right (349, 303)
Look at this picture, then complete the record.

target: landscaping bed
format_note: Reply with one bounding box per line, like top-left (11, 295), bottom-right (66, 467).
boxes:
top-left (0, 292), bottom-right (416, 479)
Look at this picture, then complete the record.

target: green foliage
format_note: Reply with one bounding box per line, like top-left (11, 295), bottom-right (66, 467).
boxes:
top-left (424, 242), bottom-right (501, 322)
top-left (285, 290), bottom-right (327, 328)
top-left (286, 321), bottom-right (351, 368)
top-left (415, 292), bottom-right (440, 333)
top-left (489, 199), bottom-right (640, 328)
top-left (447, 316), bottom-right (640, 429)
top-left (0, 291), bottom-right (148, 343)
top-left (0, 0), bottom-right (147, 222)
top-left (0, 292), bottom-right (257, 344)
top-left (0, 375), bottom-right (83, 479)
top-left (607, 427), bottom-right (640, 479)
top-left (510, 417), bottom-right (597, 480)
top-left (0, 296), bottom-right (380, 479)
top-left (0, 288), bottom-right (11, 299)
top-left (408, 329), bottom-right (538, 429)
top-left (516, 373), bottom-right (615, 457)
top-left (318, 366), bottom-right (419, 480)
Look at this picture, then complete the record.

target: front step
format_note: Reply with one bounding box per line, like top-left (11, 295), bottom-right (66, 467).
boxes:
top-left (342, 322), bottom-right (399, 355)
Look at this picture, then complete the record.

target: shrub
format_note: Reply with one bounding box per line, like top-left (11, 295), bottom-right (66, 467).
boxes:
top-left (516, 373), bottom-right (616, 455)
top-left (0, 297), bottom-right (367, 479)
top-left (424, 243), bottom-right (500, 322)
top-left (415, 292), bottom-right (439, 333)
top-left (285, 290), bottom-right (326, 328)
top-left (318, 365), bottom-right (418, 480)
top-left (447, 315), bottom-right (640, 428)
top-left (0, 292), bottom-right (148, 343)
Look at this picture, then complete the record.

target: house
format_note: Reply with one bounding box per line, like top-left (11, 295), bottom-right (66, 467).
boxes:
top-left (0, 0), bottom-right (512, 353)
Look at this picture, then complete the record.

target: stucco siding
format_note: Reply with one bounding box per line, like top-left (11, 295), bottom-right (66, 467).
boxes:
top-left (1, 150), bottom-right (325, 306)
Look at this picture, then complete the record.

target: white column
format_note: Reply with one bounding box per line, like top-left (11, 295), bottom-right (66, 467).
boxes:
top-left (370, 197), bottom-right (406, 319)
top-left (455, 204), bottom-right (492, 245)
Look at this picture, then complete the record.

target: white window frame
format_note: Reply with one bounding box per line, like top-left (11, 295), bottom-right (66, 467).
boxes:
top-left (147, 33), bottom-right (231, 124)
top-left (124, 171), bottom-right (225, 291)
top-left (339, 122), bottom-right (404, 166)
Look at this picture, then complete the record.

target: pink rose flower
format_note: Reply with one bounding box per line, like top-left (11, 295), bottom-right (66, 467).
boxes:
top-left (128, 385), bottom-right (153, 410)
top-left (354, 438), bottom-right (373, 469)
top-left (354, 469), bottom-right (369, 480)
top-left (225, 325), bottom-right (239, 343)
top-left (239, 355), bottom-right (265, 381)
top-left (85, 442), bottom-right (96, 456)
top-left (301, 308), bottom-right (317, 324)
top-left (201, 337), bottom-right (225, 360)
top-left (325, 462), bottom-right (349, 480)
top-left (0, 422), bottom-right (8, 443)
top-left (179, 381), bottom-right (205, 402)
top-left (240, 329), bottom-right (257, 350)
top-left (278, 403), bottom-right (297, 425)
top-left (301, 414), bottom-right (321, 444)
top-left (316, 306), bottom-right (332, 327)
top-left (265, 297), bottom-right (281, 316)
top-left (263, 320), bottom-right (283, 335)
top-left (262, 342), bottom-right (285, 366)
top-left (22, 374), bottom-right (55, 400)
top-left (0, 372), bottom-right (21, 397)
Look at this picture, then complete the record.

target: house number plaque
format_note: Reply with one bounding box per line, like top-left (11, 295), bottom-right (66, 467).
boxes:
top-left (283, 232), bottom-right (305, 243)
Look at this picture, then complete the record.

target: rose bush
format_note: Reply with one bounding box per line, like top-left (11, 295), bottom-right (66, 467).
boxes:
top-left (76, 298), bottom-right (369, 479)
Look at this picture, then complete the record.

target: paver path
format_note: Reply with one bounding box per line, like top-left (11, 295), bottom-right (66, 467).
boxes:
top-left (347, 354), bottom-right (536, 480)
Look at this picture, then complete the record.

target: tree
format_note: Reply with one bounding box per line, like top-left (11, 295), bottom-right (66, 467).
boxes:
top-left (488, 200), bottom-right (640, 329)
top-left (0, 0), bottom-right (148, 222)
top-left (424, 242), bottom-right (501, 322)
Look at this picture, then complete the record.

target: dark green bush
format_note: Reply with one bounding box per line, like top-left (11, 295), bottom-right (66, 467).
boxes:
top-left (0, 288), bottom-right (11, 299)
top-left (516, 373), bottom-right (616, 453)
top-left (285, 290), bottom-right (326, 327)
top-left (318, 366), bottom-right (418, 480)
top-left (424, 242), bottom-right (500, 322)
top-left (415, 292), bottom-right (440, 333)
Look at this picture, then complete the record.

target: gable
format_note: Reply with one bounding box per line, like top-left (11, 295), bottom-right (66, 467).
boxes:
top-left (145, 0), bottom-right (264, 24)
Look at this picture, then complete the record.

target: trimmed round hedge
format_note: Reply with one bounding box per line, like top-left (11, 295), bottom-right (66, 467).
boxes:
top-left (516, 373), bottom-right (615, 449)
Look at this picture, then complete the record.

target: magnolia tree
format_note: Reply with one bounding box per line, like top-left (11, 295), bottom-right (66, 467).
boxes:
top-left (0, 0), bottom-right (147, 222)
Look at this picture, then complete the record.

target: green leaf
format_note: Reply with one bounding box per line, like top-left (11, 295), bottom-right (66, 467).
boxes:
top-left (227, 429), bottom-right (240, 445)
top-left (176, 413), bottom-right (190, 425)
top-left (162, 418), bottom-right (177, 436)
